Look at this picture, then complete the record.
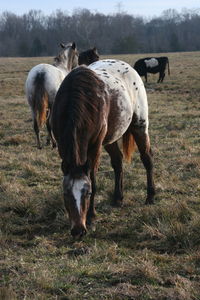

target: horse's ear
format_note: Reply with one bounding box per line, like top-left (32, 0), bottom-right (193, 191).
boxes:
top-left (72, 42), bottom-right (76, 50)
top-left (93, 47), bottom-right (97, 54)
top-left (54, 56), bottom-right (59, 63)
top-left (60, 43), bottom-right (65, 49)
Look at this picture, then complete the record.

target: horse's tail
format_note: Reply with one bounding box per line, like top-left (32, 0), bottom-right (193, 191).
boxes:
top-left (167, 58), bottom-right (170, 76)
top-left (122, 129), bottom-right (136, 162)
top-left (32, 72), bottom-right (48, 127)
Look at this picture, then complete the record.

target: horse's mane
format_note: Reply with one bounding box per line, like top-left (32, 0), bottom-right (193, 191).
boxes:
top-left (53, 66), bottom-right (106, 172)
top-left (53, 43), bottom-right (76, 69)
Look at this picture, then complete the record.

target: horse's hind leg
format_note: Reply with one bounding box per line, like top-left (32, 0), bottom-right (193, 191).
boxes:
top-left (158, 71), bottom-right (165, 83)
top-left (46, 111), bottom-right (56, 148)
top-left (46, 120), bottom-right (50, 146)
top-left (131, 127), bottom-right (155, 204)
top-left (34, 118), bottom-right (42, 149)
top-left (105, 142), bottom-right (123, 207)
top-left (161, 72), bottom-right (165, 82)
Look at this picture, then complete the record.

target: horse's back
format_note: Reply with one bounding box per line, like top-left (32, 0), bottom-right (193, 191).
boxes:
top-left (89, 59), bottom-right (147, 109)
top-left (89, 59), bottom-right (149, 140)
top-left (89, 59), bottom-right (141, 83)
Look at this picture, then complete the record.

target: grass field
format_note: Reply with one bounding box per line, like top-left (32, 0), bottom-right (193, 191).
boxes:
top-left (0, 52), bottom-right (200, 300)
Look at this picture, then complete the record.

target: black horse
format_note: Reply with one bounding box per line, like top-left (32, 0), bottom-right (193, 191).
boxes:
top-left (134, 56), bottom-right (170, 83)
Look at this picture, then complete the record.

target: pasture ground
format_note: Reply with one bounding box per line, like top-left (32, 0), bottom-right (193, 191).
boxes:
top-left (0, 52), bottom-right (200, 299)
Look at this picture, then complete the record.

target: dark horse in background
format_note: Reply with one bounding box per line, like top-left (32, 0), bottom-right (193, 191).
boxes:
top-left (78, 47), bottom-right (100, 65)
top-left (52, 59), bottom-right (156, 238)
top-left (134, 56), bottom-right (170, 83)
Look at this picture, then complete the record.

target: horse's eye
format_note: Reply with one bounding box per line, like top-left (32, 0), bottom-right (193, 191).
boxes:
top-left (82, 188), bottom-right (91, 197)
top-left (86, 189), bottom-right (92, 197)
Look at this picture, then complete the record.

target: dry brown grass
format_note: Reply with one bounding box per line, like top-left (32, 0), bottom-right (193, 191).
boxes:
top-left (0, 52), bottom-right (200, 299)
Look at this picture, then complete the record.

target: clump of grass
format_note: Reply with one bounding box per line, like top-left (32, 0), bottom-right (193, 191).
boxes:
top-left (0, 287), bottom-right (17, 300)
top-left (133, 258), bottom-right (161, 284)
top-left (0, 131), bottom-right (5, 138)
top-left (135, 200), bottom-right (197, 252)
top-left (10, 198), bottom-right (37, 218)
top-left (22, 163), bottom-right (40, 179)
top-left (3, 135), bottom-right (28, 146)
top-left (166, 274), bottom-right (195, 300)
top-left (137, 200), bottom-right (193, 228)
top-left (0, 174), bottom-right (6, 192)
top-left (165, 221), bottom-right (190, 251)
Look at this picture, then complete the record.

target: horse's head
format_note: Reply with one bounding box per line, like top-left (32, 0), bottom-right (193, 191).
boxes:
top-left (78, 47), bottom-right (100, 66)
top-left (54, 42), bottom-right (78, 71)
top-left (52, 66), bottom-right (107, 238)
top-left (63, 169), bottom-right (92, 238)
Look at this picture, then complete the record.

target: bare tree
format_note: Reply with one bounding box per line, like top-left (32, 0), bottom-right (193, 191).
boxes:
top-left (0, 8), bottom-right (200, 56)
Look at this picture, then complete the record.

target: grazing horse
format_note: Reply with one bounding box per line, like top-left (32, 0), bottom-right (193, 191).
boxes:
top-left (52, 59), bottom-right (155, 238)
top-left (134, 56), bottom-right (170, 83)
top-left (78, 47), bottom-right (99, 66)
top-left (25, 42), bottom-right (78, 149)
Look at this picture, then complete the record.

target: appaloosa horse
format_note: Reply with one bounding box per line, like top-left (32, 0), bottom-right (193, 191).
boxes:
top-left (52, 59), bottom-right (155, 238)
top-left (25, 42), bottom-right (78, 149)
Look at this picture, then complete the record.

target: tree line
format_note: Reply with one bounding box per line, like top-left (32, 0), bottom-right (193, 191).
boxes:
top-left (0, 8), bottom-right (200, 57)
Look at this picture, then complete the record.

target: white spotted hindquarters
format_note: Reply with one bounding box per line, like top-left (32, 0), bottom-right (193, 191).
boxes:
top-left (131, 70), bottom-right (149, 134)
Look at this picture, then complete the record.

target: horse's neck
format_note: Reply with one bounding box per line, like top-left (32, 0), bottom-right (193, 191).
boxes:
top-left (53, 60), bottom-right (70, 74)
top-left (56, 64), bottom-right (70, 75)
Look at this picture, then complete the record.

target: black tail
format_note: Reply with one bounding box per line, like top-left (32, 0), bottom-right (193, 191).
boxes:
top-left (33, 72), bottom-right (48, 127)
top-left (167, 58), bottom-right (170, 76)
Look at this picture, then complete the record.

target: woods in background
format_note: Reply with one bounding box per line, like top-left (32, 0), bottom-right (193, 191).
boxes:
top-left (0, 8), bottom-right (200, 57)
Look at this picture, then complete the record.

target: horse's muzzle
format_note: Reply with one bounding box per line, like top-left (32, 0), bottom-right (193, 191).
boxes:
top-left (71, 225), bottom-right (87, 238)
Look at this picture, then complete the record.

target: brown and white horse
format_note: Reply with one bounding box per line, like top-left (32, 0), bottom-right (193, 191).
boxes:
top-left (25, 42), bottom-right (78, 149)
top-left (52, 59), bottom-right (155, 238)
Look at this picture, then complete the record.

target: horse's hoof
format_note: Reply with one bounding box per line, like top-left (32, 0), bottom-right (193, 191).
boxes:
top-left (86, 212), bottom-right (96, 226)
top-left (111, 200), bottom-right (123, 207)
top-left (145, 198), bottom-right (154, 205)
top-left (90, 223), bottom-right (96, 232)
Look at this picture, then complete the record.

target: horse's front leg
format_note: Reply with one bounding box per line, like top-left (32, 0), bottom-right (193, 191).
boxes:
top-left (105, 142), bottom-right (123, 207)
top-left (86, 170), bottom-right (97, 225)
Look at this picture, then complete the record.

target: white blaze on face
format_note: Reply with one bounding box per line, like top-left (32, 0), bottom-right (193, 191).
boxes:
top-left (72, 179), bottom-right (86, 214)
